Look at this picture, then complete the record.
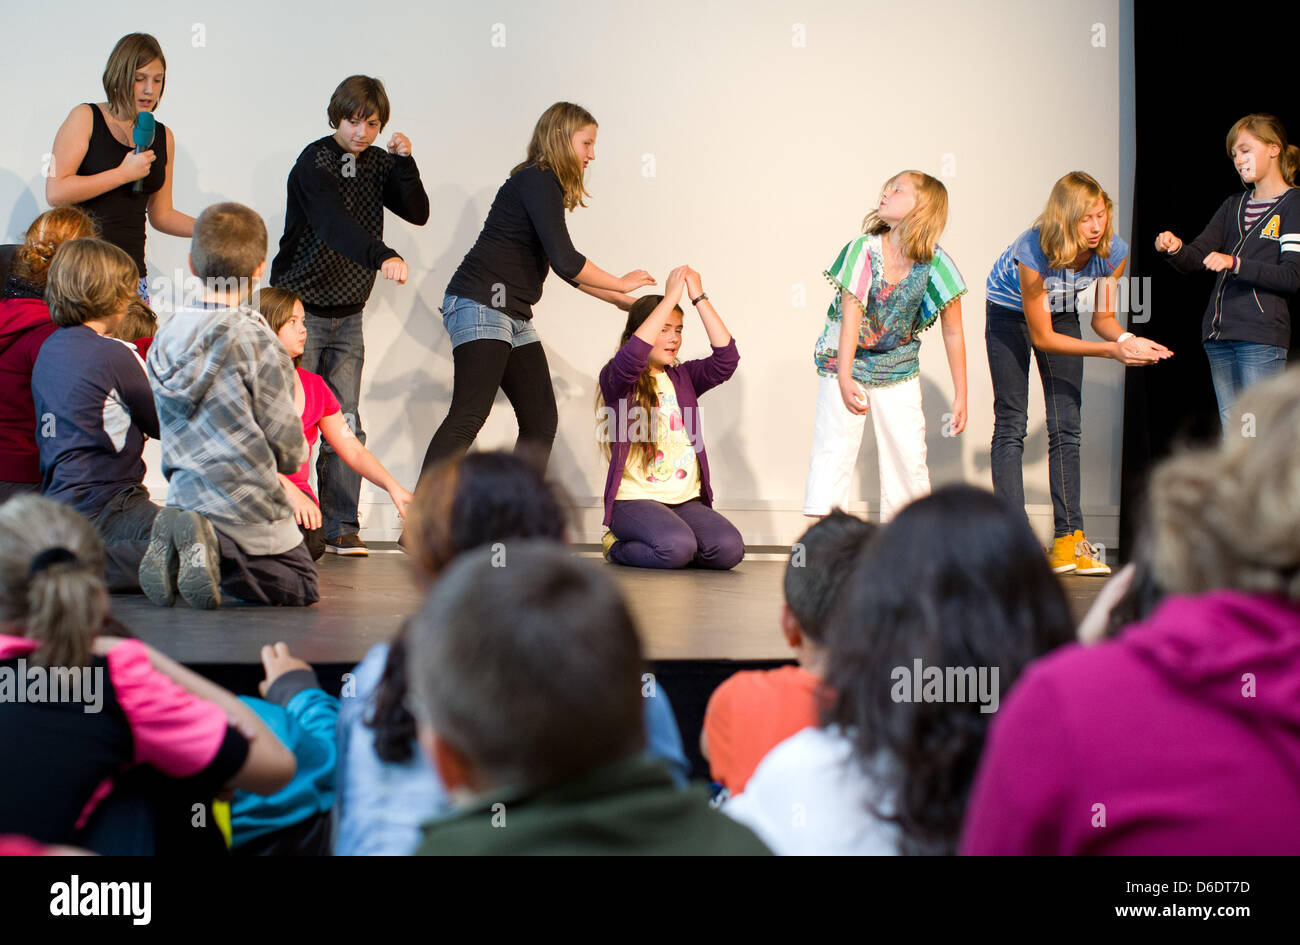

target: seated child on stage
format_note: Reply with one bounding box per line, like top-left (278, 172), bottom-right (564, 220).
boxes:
top-left (255, 287), bottom-right (412, 561)
top-left (803, 170), bottom-right (968, 522)
top-left (31, 238), bottom-right (166, 596)
top-left (146, 202), bottom-right (318, 608)
top-left (112, 298), bottom-right (158, 362)
top-left (702, 510), bottom-right (875, 798)
top-left (597, 265), bottom-right (743, 570)
top-left (0, 206), bottom-right (98, 504)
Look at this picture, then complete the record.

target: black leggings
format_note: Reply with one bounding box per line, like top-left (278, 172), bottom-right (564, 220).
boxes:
top-left (421, 339), bottom-right (558, 476)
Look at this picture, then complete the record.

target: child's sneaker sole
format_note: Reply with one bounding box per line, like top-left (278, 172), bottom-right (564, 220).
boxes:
top-left (138, 508), bottom-right (180, 607)
top-left (174, 512), bottom-right (222, 610)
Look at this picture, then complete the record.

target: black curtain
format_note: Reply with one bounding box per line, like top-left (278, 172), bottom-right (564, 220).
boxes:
top-left (1120, 7), bottom-right (1299, 555)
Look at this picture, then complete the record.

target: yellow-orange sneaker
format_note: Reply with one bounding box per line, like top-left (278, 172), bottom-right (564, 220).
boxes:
top-left (1071, 530), bottom-right (1111, 576)
top-left (1049, 534), bottom-right (1077, 573)
top-left (601, 530), bottom-right (618, 561)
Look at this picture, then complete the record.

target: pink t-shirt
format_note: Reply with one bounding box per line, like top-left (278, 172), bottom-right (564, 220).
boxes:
top-left (289, 368), bottom-right (341, 505)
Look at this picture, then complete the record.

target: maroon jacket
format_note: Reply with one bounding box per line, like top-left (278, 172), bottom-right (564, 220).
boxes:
top-left (598, 334), bottom-right (739, 527)
top-left (0, 296), bottom-right (57, 482)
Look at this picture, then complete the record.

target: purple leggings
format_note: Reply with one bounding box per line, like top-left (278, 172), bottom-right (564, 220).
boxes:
top-left (608, 498), bottom-right (744, 570)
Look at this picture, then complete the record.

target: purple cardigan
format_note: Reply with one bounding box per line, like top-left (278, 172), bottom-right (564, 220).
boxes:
top-left (598, 334), bottom-right (739, 526)
top-left (960, 589), bottom-right (1300, 855)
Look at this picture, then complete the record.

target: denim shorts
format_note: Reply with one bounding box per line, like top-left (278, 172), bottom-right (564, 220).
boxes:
top-left (441, 293), bottom-right (540, 349)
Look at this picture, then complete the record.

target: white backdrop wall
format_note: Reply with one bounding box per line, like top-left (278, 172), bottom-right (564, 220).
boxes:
top-left (0, 0), bottom-right (1135, 547)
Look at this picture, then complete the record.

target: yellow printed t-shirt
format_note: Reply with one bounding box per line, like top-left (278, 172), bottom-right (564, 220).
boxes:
top-left (614, 371), bottom-right (701, 505)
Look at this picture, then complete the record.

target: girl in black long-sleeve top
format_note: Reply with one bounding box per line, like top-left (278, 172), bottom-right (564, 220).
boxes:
top-left (422, 102), bottom-right (654, 473)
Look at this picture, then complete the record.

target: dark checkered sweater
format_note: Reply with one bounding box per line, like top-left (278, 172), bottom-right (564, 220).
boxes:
top-left (271, 135), bottom-right (429, 317)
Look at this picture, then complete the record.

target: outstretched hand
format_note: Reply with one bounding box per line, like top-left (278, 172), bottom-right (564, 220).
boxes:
top-left (258, 642), bottom-right (313, 697)
top-left (619, 270), bottom-right (655, 293)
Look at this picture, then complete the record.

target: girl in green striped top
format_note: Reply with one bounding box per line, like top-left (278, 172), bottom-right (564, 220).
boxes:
top-left (803, 170), bottom-right (968, 522)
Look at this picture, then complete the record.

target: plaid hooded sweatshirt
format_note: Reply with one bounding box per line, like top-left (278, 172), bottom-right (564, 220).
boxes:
top-left (147, 301), bottom-right (307, 555)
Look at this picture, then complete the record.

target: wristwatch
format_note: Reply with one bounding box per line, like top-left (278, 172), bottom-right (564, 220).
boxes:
top-left (691, 292), bottom-right (708, 306)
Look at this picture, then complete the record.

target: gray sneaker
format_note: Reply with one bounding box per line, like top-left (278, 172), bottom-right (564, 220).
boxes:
top-left (174, 511), bottom-right (222, 610)
top-left (138, 507), bottom-right (181, 607)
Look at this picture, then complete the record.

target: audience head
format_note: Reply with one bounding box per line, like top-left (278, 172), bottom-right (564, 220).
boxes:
top-left (10, 208), bottom-right (98, 288)
top-left (782, 510), bottom-right (876, 650)
top-left (407, 540), bottom-right (645, 793)
top-left (1148, 370), bottom-right (1300, 600)
top-left (44, 239), bottom-right (137, 330)
top-left (824, 484), bottom-right (1075, 855)
top-left (189, 203), bottom-right (268, 293)
top-left (0, 496), bottom-right (109, 668)
top-left (370, 451), bottom-right (571, 762)
top-left (255, 287), bottom-right (306, 368)
top-left (112, 299), bottom-right (158, 344)
top-left (404, 451), bottom-right (570, 584)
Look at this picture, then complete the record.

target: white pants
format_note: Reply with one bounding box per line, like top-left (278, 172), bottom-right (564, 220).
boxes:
top-left (802, 375), bottom-right (931, 521)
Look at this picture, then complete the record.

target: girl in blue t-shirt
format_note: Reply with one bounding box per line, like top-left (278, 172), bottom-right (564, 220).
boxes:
top-left (985, 171), bottom-right (1170, 576)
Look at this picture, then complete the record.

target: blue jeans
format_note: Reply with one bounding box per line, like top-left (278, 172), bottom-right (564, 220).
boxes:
top-left (985, 301), bottom-right (1084, 538)
top-left (301, 311), bottom-right (366, 540)
top-left (1203, 340), bottom-right (1288, 431)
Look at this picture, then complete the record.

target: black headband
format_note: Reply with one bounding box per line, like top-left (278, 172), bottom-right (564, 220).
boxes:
top-left (29, 547), bottom-right (79, 577)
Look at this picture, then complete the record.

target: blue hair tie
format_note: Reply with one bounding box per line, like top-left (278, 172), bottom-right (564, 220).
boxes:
top-left (29, 546), bottom-right (79, 577)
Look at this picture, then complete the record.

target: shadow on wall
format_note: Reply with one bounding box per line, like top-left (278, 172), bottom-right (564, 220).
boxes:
top-left (364, 185), bottom-right (489, 490)
top-left (3, 169), bottom-right (44, 244)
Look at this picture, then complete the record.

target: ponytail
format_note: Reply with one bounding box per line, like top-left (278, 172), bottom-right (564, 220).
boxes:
top-left (0, 496), bottom-right (108, 669)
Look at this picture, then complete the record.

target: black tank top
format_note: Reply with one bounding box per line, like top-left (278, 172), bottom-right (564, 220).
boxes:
top-left (75, 104), bottom-right (168, 277)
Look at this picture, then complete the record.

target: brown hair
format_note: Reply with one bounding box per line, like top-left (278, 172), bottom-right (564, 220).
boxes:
top-left (190, 202), bottom-right (267, 284)
top-left (113, 299), bottom-right (157, 343)
top-left (1036, 171), bottom-right (1115, 269)
top-left (11, 207), bottom-right (99, 286)
top-left (861, 170), bottom-right (949, 263)
top-left (0, 495), bottom-right (109, 668)
top-left (253, 287), bottom-right (303, 367)
top-left (44, 239), bottom-right (137, 328)
top-left (102, 33), bottom-right (166, 119)
top-left (1226, 114), bottom-right (1299, 187)
top-left (327, 76), bottom-right (390, 130)
top-left (1148, 371), bottom-right (1300, 600)
top-left (596, 295), bottom-right (682, 474)
top-left (512, 102), bottom-right (597, 211)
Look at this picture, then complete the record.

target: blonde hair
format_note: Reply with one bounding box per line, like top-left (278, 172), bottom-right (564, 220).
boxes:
top-left (1227, 114), bottom-right (1299, 187)
top-left (113, 299), bottom-right (157, 342)
top-left (512, 102), bottom-right (597, 211)
top-left (11, 207), bottom-right (98, 286)
top-left (44, 238), bottom-right (137, 328)
top-left (102, 33), bottom-right (166, 119)
top-left (1148, 371), bottom-right (1300, 600)
top-left (0, 495), bottom-right (108, 668)
top-left (861, 171), bottom-right (948, 263)
top-left (1035, 171), bottom-right (1115, 269)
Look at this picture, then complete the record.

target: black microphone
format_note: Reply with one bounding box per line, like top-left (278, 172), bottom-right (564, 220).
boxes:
top-left (132, 112), bottom-right (156, 194)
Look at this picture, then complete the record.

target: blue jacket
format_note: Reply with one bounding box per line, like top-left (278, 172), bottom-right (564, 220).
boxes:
top-left (230, 670), bottom-right (339, 847)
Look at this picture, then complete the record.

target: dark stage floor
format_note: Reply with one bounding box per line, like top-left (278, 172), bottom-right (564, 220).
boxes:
top-left (111, 546), bottom-right (1109, 666)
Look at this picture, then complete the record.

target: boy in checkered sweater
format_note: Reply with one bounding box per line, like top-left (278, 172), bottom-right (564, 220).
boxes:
top-left (270, 75), bottom-right (429, 557)
top-left (147, 202), bottom-right (317, 607)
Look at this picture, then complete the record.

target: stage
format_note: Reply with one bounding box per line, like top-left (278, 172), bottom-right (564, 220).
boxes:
top-left (110, 545), bottom-right (1109, 665)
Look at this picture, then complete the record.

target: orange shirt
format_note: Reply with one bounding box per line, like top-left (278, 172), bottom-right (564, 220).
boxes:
top-left (704, 666), bottom-right (827, 795)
